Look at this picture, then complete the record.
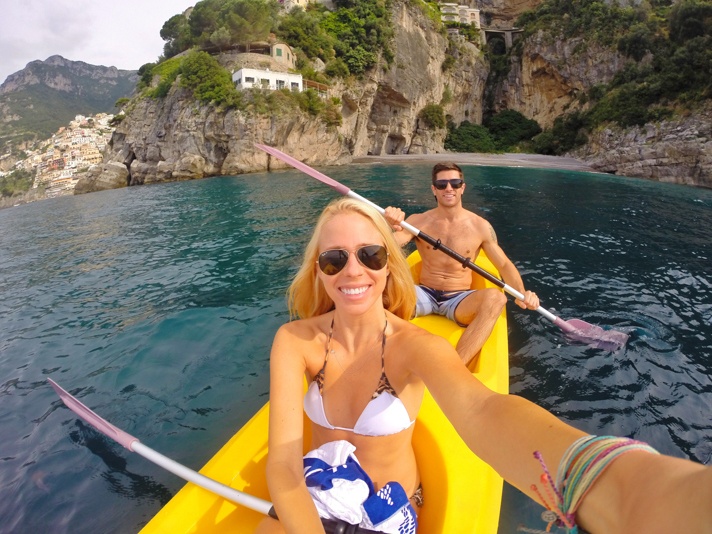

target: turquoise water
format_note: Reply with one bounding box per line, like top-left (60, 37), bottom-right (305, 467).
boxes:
top-left (0, 165), bottom-right (711, 533)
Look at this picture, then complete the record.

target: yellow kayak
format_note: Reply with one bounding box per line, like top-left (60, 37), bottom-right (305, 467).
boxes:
top-left (141, 251), bottom-right (508, 533)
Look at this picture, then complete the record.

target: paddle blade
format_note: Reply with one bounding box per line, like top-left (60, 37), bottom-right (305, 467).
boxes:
top-left (255, 144), bottom-right (351, 195)
top-left (48, 378), bottom-right (138, 450)
top-left (562, 319), bottom-right (629, 350)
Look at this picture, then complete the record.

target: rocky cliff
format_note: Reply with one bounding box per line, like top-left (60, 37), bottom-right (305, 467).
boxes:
top-left (493, 31), bottom-right (629, 129)
top-left (338, 2), bottom-right (488, 156)
top-left (571, 104), bottom-right (712, 189)
top-left (105, 84), bottom-right (350, 185)
top-left (488, 29), bottom-right (711, 189)
top-left (88, 0), bottom-right (712, 193)
top-left (97, 0), bottom-right (488, 187)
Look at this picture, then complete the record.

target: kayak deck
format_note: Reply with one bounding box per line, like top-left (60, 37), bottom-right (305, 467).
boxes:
top-left (141, 251), bottom-right (508, 533)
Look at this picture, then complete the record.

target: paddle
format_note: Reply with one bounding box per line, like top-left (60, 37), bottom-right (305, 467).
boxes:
top-left (48, 378), bottom-right (380, 533)
top-left (254, 143), bottom-right (629, 350)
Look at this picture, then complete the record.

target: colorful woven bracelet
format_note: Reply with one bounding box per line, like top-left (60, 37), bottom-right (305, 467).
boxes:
top-left (531, 435), bottom-right (660, 533)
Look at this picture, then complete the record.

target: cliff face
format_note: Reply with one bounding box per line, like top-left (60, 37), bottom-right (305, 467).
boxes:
top-left (100, 0), bottom-right (488, 185)
top-left (106, 85), bottom-right (350, 185)
top-left (478, 0), bottom-right (540, 27)
top-left (93, 0), bottom-right (712, 192)
top-left (571, 104), bottom-right (712, 189)
top-left (0, 55), bottom-right (136, 95)
top-left (339, 1), bottom-right (488, 156)
top-left (494, 31), bottom-right (628, 129)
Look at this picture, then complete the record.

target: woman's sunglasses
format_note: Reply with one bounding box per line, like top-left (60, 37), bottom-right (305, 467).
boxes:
top-left (433, 179), bottom-right (464, 190)
top-left (317, 245), bottom-right (389, 275)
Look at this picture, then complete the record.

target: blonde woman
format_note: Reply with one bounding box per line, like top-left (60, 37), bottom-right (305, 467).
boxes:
top-left (258, 198), bottom-right (712, 534)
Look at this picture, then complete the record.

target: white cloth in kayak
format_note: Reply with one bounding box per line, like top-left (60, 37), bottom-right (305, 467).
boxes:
top-left (303, 440), bottom-right (417, 534)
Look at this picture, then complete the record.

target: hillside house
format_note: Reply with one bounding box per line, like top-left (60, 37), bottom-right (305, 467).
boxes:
top-left (233, 68), bottom-right (303, 92)
top-left (440, 3), bottom-right (481, 28)
top-left (271, 42), bottom-right (297, 70)
top-left (279, 0), bottom-right (335, 10)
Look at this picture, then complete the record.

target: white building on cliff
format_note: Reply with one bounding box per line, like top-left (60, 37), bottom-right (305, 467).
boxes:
top-left (233, 68), bottom-right (303, 92)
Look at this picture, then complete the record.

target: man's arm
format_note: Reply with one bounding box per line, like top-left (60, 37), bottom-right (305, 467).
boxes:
top-left (479, 220), bottom-right (539, 310)
top-left (383, 206), bottom-right (416, 247)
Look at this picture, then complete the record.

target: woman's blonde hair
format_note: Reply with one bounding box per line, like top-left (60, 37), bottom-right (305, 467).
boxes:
top-left (288, 198), bottom-right (416, 320)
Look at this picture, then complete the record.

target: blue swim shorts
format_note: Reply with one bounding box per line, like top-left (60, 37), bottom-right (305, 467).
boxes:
top-left (415, 285), bottom-right (476, 327)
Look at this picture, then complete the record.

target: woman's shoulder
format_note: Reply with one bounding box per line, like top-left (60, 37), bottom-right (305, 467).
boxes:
top-left (388, 314), bottom-right (451, 350)
top-left (277, 313), bottom-right (332, 338)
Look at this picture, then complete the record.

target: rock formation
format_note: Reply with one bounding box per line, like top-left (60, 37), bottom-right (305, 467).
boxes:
top-left (74, 162), bottom-right (130, 194)
top-left (90, 0), bottom-right (711, 192)
top-left (493, 31), bottom-right (629, 129)
top-left (571, 104), bottom-right (712, 189)
top-left (100, 0), bottom-right (488, 188)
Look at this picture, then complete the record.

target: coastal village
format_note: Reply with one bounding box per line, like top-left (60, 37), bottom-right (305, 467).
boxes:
top-left (5, 113), bottom-right (115, 198)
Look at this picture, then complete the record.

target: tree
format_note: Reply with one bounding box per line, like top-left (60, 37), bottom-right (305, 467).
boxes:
top-left (210, 27), bottom-right (232, 52)
top-left (418, 104), bottom-right (446, 129)
top-left (180, 51), bottom-right (241, 108)
top-left (445, 121), bottom-right (497, 153)
top-left (277, 8), bottom-right (335, 61)
top-left (161, 13), bottom-right (193, 57)
top-left (296, 89), bottom-right (325, 116)
top-left (484, 110), bottom-right (542, 150)
top-left (669, 0), bottom-right (712, 44)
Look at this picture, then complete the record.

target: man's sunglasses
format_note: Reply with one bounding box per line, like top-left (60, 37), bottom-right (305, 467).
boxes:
top-left (433, 179), bottom-right (464, 190)
top-left (317, 245), bottom-right (389, 275)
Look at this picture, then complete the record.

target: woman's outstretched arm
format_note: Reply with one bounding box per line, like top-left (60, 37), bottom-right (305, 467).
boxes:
top-left (406, 332), bottom-right (712, 534)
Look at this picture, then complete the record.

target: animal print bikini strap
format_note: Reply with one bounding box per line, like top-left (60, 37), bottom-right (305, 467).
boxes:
top-left (314, 318), bottom-right (334, 394)
top-left (373, 317), bottom-right (398, 398)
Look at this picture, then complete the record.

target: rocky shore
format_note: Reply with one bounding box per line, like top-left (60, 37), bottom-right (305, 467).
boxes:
top-left (353, 152), bottom-right (597, 172)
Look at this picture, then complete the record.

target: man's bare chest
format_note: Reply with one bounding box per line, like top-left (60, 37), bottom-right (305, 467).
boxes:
top-left (418, 221), bottom-right (482, 259)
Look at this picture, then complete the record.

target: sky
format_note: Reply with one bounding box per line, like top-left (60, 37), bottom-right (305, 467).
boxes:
top-left (0, 0), bottom-right (198, 85)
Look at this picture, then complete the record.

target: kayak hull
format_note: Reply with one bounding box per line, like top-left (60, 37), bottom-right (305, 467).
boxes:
top-left (141, 251), bottom-right (508, 533)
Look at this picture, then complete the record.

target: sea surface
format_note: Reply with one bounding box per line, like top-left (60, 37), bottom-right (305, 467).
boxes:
top-left (1, 164), bottom-right (711, 534)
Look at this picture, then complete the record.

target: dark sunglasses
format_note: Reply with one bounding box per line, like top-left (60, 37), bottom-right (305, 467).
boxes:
top-left (433, 179), bottom-right (464, 190)
top-left (317, 245), bottom-right (389, 275)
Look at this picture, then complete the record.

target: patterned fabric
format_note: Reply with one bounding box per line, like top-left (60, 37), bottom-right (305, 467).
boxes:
top-left (314, 318), bottom-right (397, 398)
top-left (303, 316), bottom-right (415, 436)
top-left (304, 441), bottom-right (418, 534)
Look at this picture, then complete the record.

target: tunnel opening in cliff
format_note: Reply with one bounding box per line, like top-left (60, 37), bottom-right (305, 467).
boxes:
top-left (386, 134), bottom-right (406, 155)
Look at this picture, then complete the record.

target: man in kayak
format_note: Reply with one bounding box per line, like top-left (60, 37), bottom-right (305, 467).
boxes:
top-left (384, 162), bottom-right (539, 366)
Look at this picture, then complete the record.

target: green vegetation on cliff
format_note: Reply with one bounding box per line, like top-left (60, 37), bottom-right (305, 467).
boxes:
top-left (159, 0), bottom-right (393, 78)
top-left (445, 110), bottom-right (542, 153)
top-left (161, 0), bottom-right (280, 57)
top-left (0, 169), bottom-right (34, 198)
top-left (516, 0), bottom-right (712, 155)
top-left (136, 0), bottom-right (398, 125)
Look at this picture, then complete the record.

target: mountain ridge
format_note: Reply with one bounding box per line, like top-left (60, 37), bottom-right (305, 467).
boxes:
top-left (0, 55), bottom-right (137, 153)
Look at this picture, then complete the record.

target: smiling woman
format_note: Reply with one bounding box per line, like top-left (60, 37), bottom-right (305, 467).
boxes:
top-left (258, 197), bottom-right (712, 534)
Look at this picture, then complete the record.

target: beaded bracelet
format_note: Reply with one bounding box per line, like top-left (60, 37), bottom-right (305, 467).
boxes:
top-left (531, 435), bottom-right (660, 533)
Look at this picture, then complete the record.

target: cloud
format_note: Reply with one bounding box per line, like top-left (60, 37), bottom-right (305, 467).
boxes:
top-left (0, 0), bottom-right (195, 83)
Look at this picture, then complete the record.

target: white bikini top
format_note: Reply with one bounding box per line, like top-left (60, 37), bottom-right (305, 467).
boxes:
top-left (303, 318), bottom-right (415, 437)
